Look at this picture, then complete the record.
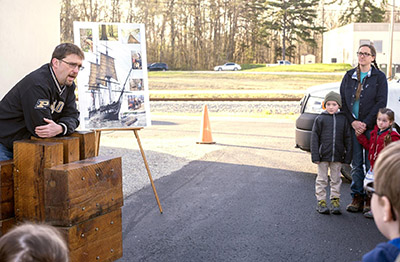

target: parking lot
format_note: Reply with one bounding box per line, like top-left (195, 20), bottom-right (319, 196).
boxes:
top-left (98, 114), bottom-right (386, 261)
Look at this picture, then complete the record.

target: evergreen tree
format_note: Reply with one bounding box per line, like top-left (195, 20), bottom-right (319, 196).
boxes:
top-left (264, 0), bottom-right (324, 61)
top-left (333, 0), bottom-right (387, 26)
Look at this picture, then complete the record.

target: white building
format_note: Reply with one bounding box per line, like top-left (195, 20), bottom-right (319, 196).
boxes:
top-left (301, 54), bottom-right (316, 64)
top-left (323, 23), bottom-right (400, 72)
top-left (0, 1), bottom-right (60, 98)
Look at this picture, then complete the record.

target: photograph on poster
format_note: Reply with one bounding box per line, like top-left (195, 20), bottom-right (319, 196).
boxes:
top-left (74, 22), bottom-right (150, 130)
top-left (129, 78), bottom-right (143, 91)
top-left (128, 94), bottom-right (144, 111)
top-left (121, 28), bottom-right (140, 44)
top-left (131, 50), bottom-right (142, 70)
top-left (119, 94), bottom-right (146, 126)
top-left (99, 24), bottom-right (118, 41)
top-left (79, 29), bottom-right (93, 52)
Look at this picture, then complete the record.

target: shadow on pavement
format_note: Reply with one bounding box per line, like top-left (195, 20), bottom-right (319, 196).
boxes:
top-left (118, 159), bottom-right (385, 262)
top-left (215, 142), bottom-right (306, 154)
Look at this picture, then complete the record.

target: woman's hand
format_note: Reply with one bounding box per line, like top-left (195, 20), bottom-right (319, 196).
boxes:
top-left (352, 120), bottom-right (366, 136)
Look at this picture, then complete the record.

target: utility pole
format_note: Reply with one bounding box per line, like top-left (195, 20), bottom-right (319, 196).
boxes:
top-left (321, 0), bottom-right (324, 63)
top-left (388, 0), bottom-right (395, 78)
top-left (282, 0), bottom-right (286, 61)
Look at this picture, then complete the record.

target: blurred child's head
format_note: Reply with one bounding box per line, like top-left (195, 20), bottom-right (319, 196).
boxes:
top-left (371, 141), bottom-right (400, 240)
top-left (0, 223), bottom-right (68, 262)
top-left (377, 108), bottom-right (396, 146)
top-left (323, 91), bottom-right (341, 114)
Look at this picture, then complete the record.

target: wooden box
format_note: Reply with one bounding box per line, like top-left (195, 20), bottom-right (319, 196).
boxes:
top-left (70, 131), bottom-right (96, 160)
top-left (31, 136), bottom-right (80, 164)
top-left (44, 156), bottom-right (123, 226)
top-left (13, 140), bottom-right (64, 222)
top-left (0, 160), bottom-right (14, 220)
top-left (61, 208), bottom-right (123, 262)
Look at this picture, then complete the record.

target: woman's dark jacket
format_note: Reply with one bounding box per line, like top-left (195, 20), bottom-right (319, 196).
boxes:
top-left (311, 111), bottom-right (352, 164)
top-left (339, 66), bottom-right (387, 130)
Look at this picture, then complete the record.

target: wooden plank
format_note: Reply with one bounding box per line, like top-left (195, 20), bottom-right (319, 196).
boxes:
top-left (60, 209), bottom-right (123, 262)
top-left (13, 140), bottom-right (63, 222)
top-left (31, 136), bottom-right (80, 164)
top-left (70, 131), bottom-right (96, 160)
top-left (44, 156), bottom-right (123, 226)
top-left (0, 160), bottom-right (14, 220)
top-left (0, 217), bottom-right (16, 237)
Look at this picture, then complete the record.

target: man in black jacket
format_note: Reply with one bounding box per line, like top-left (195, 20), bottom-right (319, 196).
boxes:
top-left (311, 91), bottom-right (352, 215)
top-left (0, 43), bottom-right (84, 161)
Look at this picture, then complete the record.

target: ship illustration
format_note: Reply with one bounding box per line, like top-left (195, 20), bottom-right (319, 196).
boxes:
top-left (87, 48), bottom-right (131, 121)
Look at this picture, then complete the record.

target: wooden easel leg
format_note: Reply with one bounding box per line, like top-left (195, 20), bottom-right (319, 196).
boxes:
top-left (95, 130), bottom-right (101, 156)
top-left (133, 130), bottom-right (163, 214)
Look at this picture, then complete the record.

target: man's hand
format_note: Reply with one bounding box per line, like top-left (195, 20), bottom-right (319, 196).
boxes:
top-left (351, 120), bottom-right (366, 136)
top-left (35, 118), bottom-right (63, 138)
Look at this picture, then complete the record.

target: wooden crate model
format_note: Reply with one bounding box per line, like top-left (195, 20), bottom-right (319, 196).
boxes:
top-left (10, 131), bottom-right (123, 262)
top-left (0, 160), bottom-right (15, 236)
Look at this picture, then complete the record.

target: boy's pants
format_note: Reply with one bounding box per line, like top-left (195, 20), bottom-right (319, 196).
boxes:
top-left (315, 162), bottom-right (342, 201)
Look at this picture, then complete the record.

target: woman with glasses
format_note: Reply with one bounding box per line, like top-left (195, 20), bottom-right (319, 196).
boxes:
top-left (340, 44), bottom-right (388, 216)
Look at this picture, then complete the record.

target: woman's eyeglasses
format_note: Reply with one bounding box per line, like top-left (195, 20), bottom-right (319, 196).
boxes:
top-left (364, 182), bottom-right (397, 221)
top-left (357, 52), bottom-right (372, 57)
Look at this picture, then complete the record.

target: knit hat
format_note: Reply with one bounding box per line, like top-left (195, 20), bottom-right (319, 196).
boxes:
top-left (324, 91), bottom-right (342, 108)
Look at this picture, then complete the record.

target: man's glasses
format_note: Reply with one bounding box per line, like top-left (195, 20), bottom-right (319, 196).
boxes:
top-left (364, 182), bottom-right (397, 221)
top-left (357, 52), bottom-right (372, 57)
top-left (60, 59), bottom-right (84, 71)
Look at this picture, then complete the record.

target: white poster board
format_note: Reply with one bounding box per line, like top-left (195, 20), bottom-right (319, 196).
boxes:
top-left (74, 22), bottom-right (150, 130)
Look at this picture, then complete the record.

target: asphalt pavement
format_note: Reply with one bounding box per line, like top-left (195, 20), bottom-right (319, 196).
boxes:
top-left (108, 115), bottom-right (386, 262)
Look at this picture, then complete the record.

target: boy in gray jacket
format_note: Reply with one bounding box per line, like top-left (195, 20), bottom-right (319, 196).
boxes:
top-left (311, 91), bottom-right (352, 214)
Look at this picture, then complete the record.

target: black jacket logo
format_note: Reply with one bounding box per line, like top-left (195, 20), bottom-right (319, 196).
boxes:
top-left (34, 99), bottom-right (50, 109)
top-left (34, 99), bottom-right (65, 113)
top-left (51, 101), bottom-right (65, 113)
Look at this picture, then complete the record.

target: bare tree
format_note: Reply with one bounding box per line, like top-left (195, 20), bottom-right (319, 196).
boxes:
top-left (60, 0), bottom-right (327, 69)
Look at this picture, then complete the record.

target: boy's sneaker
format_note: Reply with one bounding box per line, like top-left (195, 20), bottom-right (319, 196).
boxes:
top-left (330, 198), bottom-right (341, 215)
top-left (364, 210), bottom-right (373, 219)
top-left (316, 200), bottom-right (330, 214)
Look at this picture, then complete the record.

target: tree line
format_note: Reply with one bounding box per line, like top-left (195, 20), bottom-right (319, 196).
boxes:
top-left (61, 0), bottom-right (397, 70)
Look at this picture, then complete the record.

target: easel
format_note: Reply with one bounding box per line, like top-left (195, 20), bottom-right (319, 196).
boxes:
top-left (94, 127), bottom-right (163, 214)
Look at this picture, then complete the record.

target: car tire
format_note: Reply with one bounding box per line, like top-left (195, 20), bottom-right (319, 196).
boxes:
top-left (341, 164), bottom-right (352, 182)
top-left (233, 67), bottom-right (238, 71)
top-left (218, 68), bottom-right (222, 71)
top-left (162, 68), bottom-right (166, 71)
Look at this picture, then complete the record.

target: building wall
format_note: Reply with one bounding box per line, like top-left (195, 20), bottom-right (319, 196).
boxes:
top-left (323, 23), bottom-right (400, 69)
top-left (301, 54), bottom-right (316, 64)
top-left (323, 24), bottom-right (355, 64)
top-left (0, 0), bottom-right (60, 98)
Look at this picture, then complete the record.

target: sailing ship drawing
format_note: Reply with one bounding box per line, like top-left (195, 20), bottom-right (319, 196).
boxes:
top-left (86, 46), bottom-right (132, 121)
top-left (75, 22), bottom-right (150, 129)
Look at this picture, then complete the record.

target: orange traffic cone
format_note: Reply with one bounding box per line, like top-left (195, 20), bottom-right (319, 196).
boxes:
top-left (197, 104), bottom-right (215, 144)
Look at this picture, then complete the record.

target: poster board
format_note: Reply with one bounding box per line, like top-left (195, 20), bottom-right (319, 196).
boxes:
top-left (73, 22), bottom-right (150, 130)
